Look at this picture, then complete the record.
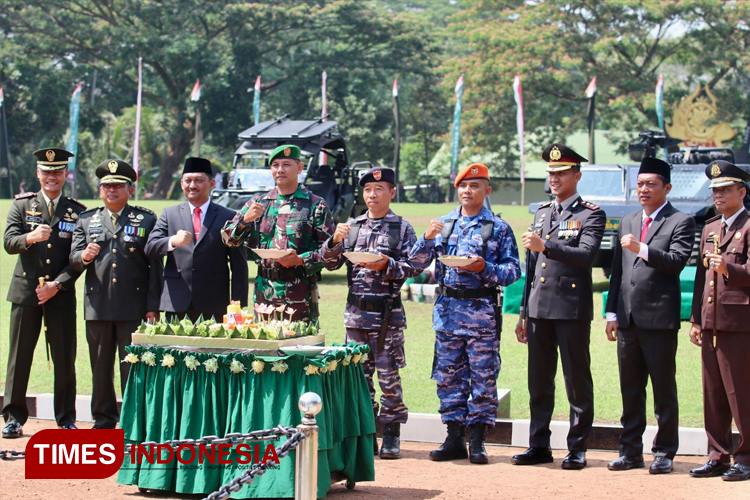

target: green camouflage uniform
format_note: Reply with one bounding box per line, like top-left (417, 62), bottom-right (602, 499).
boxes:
top-left (222, 185), bottom-right (334, 323)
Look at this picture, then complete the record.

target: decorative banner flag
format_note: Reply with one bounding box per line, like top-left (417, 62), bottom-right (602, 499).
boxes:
top-left (0, 86), bottom-right (11, 197)
top-left (450, 74), bottom-right (464, 184)
top-left (513, 74), bottom-right (525, 185)
top-left (392, 77), bottom-right (400, 200)
top-left (655, 75), bottom-right (665, 130)
top-left (585, 76), bottom-right (597, 98)
top-left (133, 57), bottom-right (143, 174)
top-left (65, 84), bottom-right (83, 174)
top-left (320, 71), bottom-right (328, 165)
top-left (253, 76), bottom-right (261, 125)
top-left (190, 79), bottom-right (201, 102)
top-left (393, 77), bottom-right (398, 98)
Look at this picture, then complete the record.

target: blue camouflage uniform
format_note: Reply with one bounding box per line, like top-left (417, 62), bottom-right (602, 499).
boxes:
top-left (322, 210), bottom-right (419, 424)
top-left (409, 205), bottom-right (520, 426)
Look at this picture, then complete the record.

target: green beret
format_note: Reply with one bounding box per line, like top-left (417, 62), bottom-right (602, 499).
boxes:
top-left (268, 145), bottom-right (301, 165)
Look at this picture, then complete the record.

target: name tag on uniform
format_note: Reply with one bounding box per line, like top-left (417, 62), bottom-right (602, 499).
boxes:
top-left (89, 228), bottom-right (103, 235)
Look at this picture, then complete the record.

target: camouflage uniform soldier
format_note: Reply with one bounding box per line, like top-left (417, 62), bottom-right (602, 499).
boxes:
top-left (410, 163), bottom-right (521, 464)
top-left (222, 145), bottom-right (334, 323)
top-left (323, 167), bottom-right (419, 460)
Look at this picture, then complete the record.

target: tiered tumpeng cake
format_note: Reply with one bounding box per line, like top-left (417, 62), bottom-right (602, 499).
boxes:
top-left (131, 302), bottom-right (324, 349)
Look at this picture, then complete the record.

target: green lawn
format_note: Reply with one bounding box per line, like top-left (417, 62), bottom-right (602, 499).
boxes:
top-left (0, 199), bottom-right (704, 426)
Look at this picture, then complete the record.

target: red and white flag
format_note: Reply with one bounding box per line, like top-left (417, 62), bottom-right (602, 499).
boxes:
top-left (0, 87), bottom-right (4, 106)
top-left (320, 71), bottom-right (328, 165)
top-left (133, 57), bottom-right (143, 174)
top-left (393, 77), bottom-right (398, 98)
top-left (513, 74), bottom-right (525, 184)
top-left (190, 79), bottom-right (201, 102)
top-left (585, 76), bottom-right (597, 98)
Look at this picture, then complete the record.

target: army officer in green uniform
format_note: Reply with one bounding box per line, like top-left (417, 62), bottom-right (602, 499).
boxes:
top-left (3, 148), bottom-right (86, 437)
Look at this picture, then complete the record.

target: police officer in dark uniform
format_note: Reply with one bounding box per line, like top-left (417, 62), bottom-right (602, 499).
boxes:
top-left (513, 143), bottom-right (605, 469)
top-left (70, 160), bottom-right (163, 429)
top-left (3, 148), bottom-right (86, 438)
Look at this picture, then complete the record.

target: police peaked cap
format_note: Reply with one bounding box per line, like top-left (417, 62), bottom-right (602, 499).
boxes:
top-left (359, 167), bottom-right (395, 187)
top-left (706, 160), bottom-right (750, 189)
top-left (542, 143), bottom-right (587, 172)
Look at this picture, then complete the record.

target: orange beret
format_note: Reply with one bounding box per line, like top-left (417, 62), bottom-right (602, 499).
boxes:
top-left (454, 163), bottom-right (490, 187)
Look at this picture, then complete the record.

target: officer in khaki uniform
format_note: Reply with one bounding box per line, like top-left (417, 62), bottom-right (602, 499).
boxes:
top-left (70, 160), bottom-right (163, 429)
top-left (3, 148), bottom-right (86, 438)
top-left (689, 160), bottom-right (750, 481)
top-left (514, 144), bottom-right (605, 470)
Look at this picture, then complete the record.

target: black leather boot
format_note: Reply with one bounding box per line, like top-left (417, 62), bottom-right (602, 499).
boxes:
top-left (429, 421), bottom-right (468, 461)
top-left (380, 424), bottom-right (401, 459)
top-left (373, 409), bottom-right (379, 455)
top-left (469, 424), bottom-right (488, 464)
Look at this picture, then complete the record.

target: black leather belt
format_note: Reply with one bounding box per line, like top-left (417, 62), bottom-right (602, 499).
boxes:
top-left (438, 285), bottom-right (496, 299)
top-left (347, 292), bottom-right (402, 312)
top-left (258, 267), bottom-right (304, 281)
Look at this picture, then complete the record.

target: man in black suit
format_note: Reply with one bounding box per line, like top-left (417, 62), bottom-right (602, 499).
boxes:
top-left (145, 157), bottom-right (248, 322)
top-left (513, 143), bottom-right (605, 470)
top-left (70, 159), bottom-right (163, 429)
top-left (3, 148), bottom-right (86, 437)
top-left (605, 157), bottom-right (695, 474)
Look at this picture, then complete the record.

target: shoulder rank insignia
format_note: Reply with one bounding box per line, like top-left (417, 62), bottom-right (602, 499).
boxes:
top-left (539, 201), bottom-right (553, 209)
top-left (132, 205), bottom-right (156, 215)
top-left (67, 197), bottom-right (87, 209)
top-left (580, 201), bottom-right (600, 210)
top-left (14, 191), bottom-right (35, 199)
top-left (705, 214), bottom-right (722, 224)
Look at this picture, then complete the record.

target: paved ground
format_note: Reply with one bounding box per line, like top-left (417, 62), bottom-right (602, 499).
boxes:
top-left (1, 419), bottom-right (747, 499)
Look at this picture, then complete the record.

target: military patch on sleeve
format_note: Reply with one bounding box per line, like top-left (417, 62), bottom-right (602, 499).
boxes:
top-left (132, 205), bottom-right (156, 215)
top-left (580, 200), bottom-right (600, 210)
top-left (67, 197), bottom-right (87, 210)
top-left (14, 191), bottom-right (35, 199)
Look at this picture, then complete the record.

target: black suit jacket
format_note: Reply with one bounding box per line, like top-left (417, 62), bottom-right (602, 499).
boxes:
top-left (524, 197), bottom-right (605, 321)
top-left (145, 201), bottom-right (248, 320)
top-left (606, 203), bottom-right (695, 330)
top-left (70, 204), bottom-right (163, 321)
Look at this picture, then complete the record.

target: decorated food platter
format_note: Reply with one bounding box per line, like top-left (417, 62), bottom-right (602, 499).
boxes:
top-left (251, 248), bottom-right (292, 259)
top-left (343, 251), bottom-right (385, 264)
top-left (438, 255), bottom-right (478, 267)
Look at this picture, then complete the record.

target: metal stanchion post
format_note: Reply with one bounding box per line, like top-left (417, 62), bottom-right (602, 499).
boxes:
top-left (295, 392), bottom-right (322, 500)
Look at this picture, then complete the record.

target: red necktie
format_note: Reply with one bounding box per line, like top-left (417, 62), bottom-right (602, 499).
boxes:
top-left (193, 207), bottom-right (201, 242)
top-left (640, 216), bottom-right (652, 242)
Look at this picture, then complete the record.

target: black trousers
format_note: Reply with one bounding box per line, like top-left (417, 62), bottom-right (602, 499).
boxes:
top-left (528, 318), bottom-right (594, 452)
top-left (166, 307), bottom-right (206, 324)
top-left (87, 319), bottom-right (140, 428)
top-left (3, 298), bottom-right (77, 426)
top-left (617, 325), bottom-right (679, 459)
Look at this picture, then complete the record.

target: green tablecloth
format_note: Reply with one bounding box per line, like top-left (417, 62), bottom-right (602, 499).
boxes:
top-left (117, 343), bottom-right (375, 498)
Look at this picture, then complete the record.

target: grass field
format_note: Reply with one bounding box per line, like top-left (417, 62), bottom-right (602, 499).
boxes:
top-left (0, 199), bottom-right (705, 427)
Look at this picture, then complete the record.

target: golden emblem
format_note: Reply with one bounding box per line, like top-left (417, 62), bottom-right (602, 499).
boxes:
top-left (471, 167), bottom-right (479, 175)
top-left (711, 163), bottom-right (721, 177)
top-left (736, 232), bottom-right (741, 240)
top-left (283, 147), bottom-right (291, 157)
top-left (108, 160), bottom-right (118, 173)
top-left (550, 146), bottom-right (562, 161)
top-left (46, 150), bottom-right (55, 161)
top-left (665, 84), bottom-right (735, 147)
top-left (373, 170), bottom-right (382, 181)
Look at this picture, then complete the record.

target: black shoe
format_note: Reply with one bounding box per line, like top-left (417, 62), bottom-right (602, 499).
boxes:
top-left (511, 447), bottom-right (553, 465)
top-left (92, 425), bottom-right (106, 430)
top-left (380, 424), bottom-right (401, 460)
top-left (649, 456), bottom-right (673, 474)
top-left (690, 460), bottom-right (732, 478)
top-left (2, 420), bottom-right (23, 439)
top-left (468, 424), bottom-right (488, 464)
top-left (373, 436), bottom-right (379, 456)
top-left (429, 421), bottom-right (468, 461)
top-left (607, 455), bottom-right (645, 471)
top-left (59, 423), bottom-right (78, 429)
top-left (561, 451), bottom-right (587, 470)
top-left (722, 463), bottom-right (750, 481)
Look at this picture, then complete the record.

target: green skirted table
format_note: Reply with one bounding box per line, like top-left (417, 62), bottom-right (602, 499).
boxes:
top-left (117, 343), bottom-right (376, 498)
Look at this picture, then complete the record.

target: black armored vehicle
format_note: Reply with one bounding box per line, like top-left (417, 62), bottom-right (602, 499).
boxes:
top-left (530, 130), bottom-right (747, 276)
top-left (211, 114), bottom-right (368, 223)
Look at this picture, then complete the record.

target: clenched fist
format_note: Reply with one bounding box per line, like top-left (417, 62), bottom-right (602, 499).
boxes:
top-left (170, 230), bottom-right (193, 248)
top-left (621, 234), bottom-right (641, 254)
top-left (521, 231), bottom-right (545, 252)
top-left (26, 224), bottom-right (53, 245)
top-left (242, 202), bottom-right (265, 224)
top-left (332, 223), bottom-right (351, 245)
top-left (82, 242), bottom-right (101, 263)
top-left (425, 219), bottom-right (444, 240)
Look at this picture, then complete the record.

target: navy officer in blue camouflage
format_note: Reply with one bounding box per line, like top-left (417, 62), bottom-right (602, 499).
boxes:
top-left (323, 167), bottom-right (419, 460)
top-left (410, 163), bottom-right (521, 464)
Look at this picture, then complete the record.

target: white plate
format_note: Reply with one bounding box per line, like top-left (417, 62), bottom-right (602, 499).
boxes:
top-left (438, 255), bottom-right (478, 267)
top-left (280, 345), bottom-right (328, 357)
top-left (251, 248), bottom-right (292, 259)
top-left (344, 252), bottom-right (385, 264)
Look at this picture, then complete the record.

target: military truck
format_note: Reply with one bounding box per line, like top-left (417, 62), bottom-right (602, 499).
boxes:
top-left (211, 114), bottom-right (368, 223)
top-left (530, 130), bottom-right (747, 276)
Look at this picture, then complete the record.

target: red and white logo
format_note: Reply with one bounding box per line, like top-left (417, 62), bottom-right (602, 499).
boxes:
top-left (373, 170), bottom-right (382, 181)
top-left (25, 429), bottom-right (125, 479)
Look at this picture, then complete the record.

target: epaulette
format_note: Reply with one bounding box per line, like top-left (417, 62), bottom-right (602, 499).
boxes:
top-left (580, 200), bottom-right (600, 210)
top-left (538, 201), bottom-right (553, 209)
top-left (705, 214), bottom-right (722, 224)
top-left (80, 207), bottom-right (101, 216)
top-left (14, 191), bottom-right (35, 199)
top-left (67, 197), bottom-right (87, 210)
top-left (131, 205), bottom-right (156, 215)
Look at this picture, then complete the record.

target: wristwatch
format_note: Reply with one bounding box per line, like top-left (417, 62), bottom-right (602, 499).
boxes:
top-left (54, 281), bottom-right (63, 291)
